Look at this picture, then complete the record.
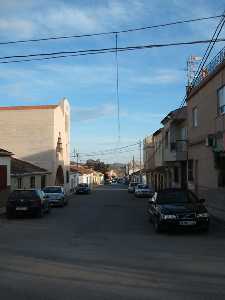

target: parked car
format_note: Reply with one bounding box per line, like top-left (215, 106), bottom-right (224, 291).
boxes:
top-left (76, 183), bottom-right (91, 194)
top-left (6, 189), bottom-right (50, 218)
top-left (128, 182), bottom-right (138, 193)
top-left (43, 186), bottom-right (67, 207)
top-left (104, 179), bottom-right (111, 185)
top-left (134, 184), bottom-right (154, 198)
top-left (147, 188), bottom-right (210, 233)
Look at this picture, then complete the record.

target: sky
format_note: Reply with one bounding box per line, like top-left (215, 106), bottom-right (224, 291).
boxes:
top-left (0, 0), bottom-right (224, 164)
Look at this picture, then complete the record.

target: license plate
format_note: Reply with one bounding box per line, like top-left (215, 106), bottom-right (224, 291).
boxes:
top-left (179, 221), bottom-right (196, 226)
top-left (16, 207), bottom-right (28, 211)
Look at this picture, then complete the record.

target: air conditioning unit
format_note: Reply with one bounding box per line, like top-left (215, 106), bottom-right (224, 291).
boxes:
top-left (205, 134), bottom-right (216, 147)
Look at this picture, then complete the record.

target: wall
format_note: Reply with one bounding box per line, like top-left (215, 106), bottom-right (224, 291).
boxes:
top-left (0, 108), bottom-right (54, 173)
top-left (188, 63), bottom-right (225, 221)
top-left (11, 175), bottom-right (43, 190)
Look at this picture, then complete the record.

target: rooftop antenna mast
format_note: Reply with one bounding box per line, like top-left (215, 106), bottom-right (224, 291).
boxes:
top-left (187, 55), bottom-right (202, 87)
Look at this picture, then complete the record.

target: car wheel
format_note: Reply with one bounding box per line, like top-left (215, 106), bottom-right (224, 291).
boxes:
top-left (46, 204), bottom-right (51, 214)
top-left (36, 208), bottom-right (44, 218)
top-left (6, 211), bottom-right (14, 219)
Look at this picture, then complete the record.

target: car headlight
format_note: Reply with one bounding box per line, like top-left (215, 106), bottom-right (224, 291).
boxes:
top-left (197, 212), bottom-right (209, 218)
top-left (161, 214), bottom-right (177, 220)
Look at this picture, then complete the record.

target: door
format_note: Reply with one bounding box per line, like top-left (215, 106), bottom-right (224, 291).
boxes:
top-left (0, 165), bottom-right (7, 191)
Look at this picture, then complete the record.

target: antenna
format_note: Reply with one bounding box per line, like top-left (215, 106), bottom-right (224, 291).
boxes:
top-left (187, 55), bottom-right (202, 87)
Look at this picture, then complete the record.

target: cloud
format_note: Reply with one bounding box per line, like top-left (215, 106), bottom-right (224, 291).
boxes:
top-left (72, 103), bottom-right (116, 122)
top-left (134, 69), bottom-right (184, 85)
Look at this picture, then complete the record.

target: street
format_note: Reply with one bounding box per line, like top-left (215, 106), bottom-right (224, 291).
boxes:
top-left (0, 184), bottom-right (225, 300)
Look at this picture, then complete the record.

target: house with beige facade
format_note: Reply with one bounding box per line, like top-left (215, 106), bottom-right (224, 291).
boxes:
top-left (187, 45), bottom-right (225, 220)
top-left (11, 158), bottom-right (49, 190)
top-left (161, 107), bottom-right (188, 189)
top-left (143, 107), bottom-right (187, 192)
top-left (0, 98), bottom-right (70, 193)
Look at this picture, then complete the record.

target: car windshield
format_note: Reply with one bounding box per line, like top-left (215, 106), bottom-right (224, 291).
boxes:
top-left (157, 190), bottom-right (197, 204)
top-left (78, 184), bottom-right (88, 187)
top-left (43, 187), bottom-right (62, 193)
top-left (130, 183), bottom-right (137, 187)
top-left (10, 190), bottom-right (37, 198)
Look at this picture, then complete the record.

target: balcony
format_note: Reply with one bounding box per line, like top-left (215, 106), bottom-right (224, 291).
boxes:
top-left (164, 140), bottom-right (187, 162)
top-left (192, 46), bottom-right (225, 89)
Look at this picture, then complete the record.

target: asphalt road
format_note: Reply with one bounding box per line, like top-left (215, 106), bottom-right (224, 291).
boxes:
top-left (0, 184), bottom-right (225, 300)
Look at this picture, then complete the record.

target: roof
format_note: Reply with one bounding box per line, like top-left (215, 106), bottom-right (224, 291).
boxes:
top-left (11, 158), bottom-right (49, 176)
top-left (0, 105), bottom-right (58, 111)
top-left (0, 148), bottom-right (13, 156)
top-left (161, 107), bottom-right (187, 125)
top-left (70, 165), bottom-right (93, 175)
top-left (153, 128), bottom-right (163, 137)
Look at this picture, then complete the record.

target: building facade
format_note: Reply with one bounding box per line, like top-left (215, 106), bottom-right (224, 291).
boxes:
top-left (161, 107), bottom-right (188, 190)
top-left (11, 158), bottom-right (49, 190)
top-left (0, 98), bottom-right (70, 193)
top-left (187, 46), bottom-right (225, 220)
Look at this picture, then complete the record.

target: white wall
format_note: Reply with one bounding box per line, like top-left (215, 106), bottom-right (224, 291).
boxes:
top-left (11, 175), bottom-right (44, 190)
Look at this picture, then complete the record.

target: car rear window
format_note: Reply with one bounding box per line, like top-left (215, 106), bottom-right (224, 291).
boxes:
top-left (10, 190), bottom-right (38, 198)
top-left (78, 184), bottom-right (88, 187)
top-left (43, 187), bottom-right (62, 193)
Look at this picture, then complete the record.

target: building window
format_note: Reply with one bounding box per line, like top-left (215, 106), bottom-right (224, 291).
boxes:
top-left (30, 176), bottom-right (35, 188)
top-left (218, 86), bottom-right (225, 114)
top-left (41, 175), bottom-right (46, 189)
top-left (17, 177), bottom-right (22, 189)
top-left (192, 107), bottom-right (198, 127)
top-left (188, 160), bottom-right (194, 181)
top-left (174, 166), bottom-right (179, 183)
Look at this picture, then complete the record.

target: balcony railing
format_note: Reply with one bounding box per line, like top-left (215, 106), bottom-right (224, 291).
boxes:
top-left (170, 140), bottom-right (187, 152)
top-left (192, 46), bottom-right (225, 89)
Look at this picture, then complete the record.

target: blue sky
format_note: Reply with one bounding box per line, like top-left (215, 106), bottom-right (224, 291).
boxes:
top-left (0, 0), bottom-right (224, 163)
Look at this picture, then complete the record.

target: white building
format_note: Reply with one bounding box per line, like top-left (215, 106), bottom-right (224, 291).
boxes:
top-left (0, 98), bottom-right (70, 193)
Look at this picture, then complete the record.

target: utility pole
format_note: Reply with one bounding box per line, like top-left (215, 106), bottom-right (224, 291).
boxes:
top-left (132, 155), bottom-right (135, 182)
top-left (73, 148), bottom-right (79, 168)
top-left (139, 140), bottom-right (142, 183)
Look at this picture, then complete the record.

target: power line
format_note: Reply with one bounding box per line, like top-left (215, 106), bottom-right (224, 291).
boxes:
top-left (144, 12), bottom-right (225, 168)
top-left (78, 142), bottom-right (139, 156)
top-left (1, 38), bottom-right (225, 64)
top-left (0, 14), bottom-right (222, 46)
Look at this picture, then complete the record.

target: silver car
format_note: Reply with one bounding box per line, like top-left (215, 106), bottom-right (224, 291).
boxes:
top-left (134, 184), bottom-right (154, 198)
top-left (128, 182), bottom-right (138, 193)
top-left (43, 186), bottom-right (67, 207)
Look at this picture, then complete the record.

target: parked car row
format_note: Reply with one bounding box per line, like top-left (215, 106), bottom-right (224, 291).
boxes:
top-left (128, 182), bottom-right (154, 198)
top-left (6, 186), bottom-right (67, 219)
top-left (128, 182), bottom-right (210, 233)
